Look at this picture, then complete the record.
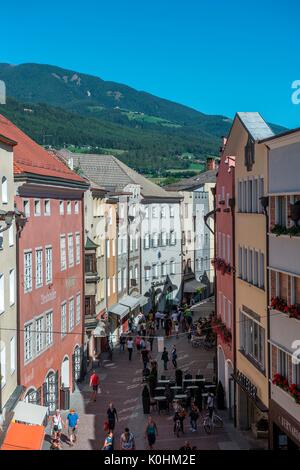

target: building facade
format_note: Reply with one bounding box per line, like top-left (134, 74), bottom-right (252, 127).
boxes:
top-left (0, 133), bottom-right (18, 421)
top-left (229, 113), bottom-right (274, 432)
top-left (214, 144), bottom-right (235, 418)
top-left (264, 129), bottom-right (300, 449)
top-left (0, 115), bottom-right (88, 414)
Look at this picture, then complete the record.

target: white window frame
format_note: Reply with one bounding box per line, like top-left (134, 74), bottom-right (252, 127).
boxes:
top-left (34, 199), bottom-right (41, 217)
top-left (69, 297), bottom-right (75, 332)
top-left (46, 311), bottom-right (53, 346)
top-left (76, 294), bottom-right (81, 324)
top-left (68, 234), bottom-right (74, 268)
top-left (24, 250), bottom-right (33, 293)
top-left (61, 302), bottom-right (67, 337)
top-left (45, 246), bottom-right (53, 284)
top-left (75, 233), bottom-right (80, 265)
top-left (35, 248), bottom-right (43, 289)
top-left (9, 268), bottom-right (15, 306)
top-left (59, 200), bottom-right (64, 215)
top-left (44, 199), bottom-right (51, 216)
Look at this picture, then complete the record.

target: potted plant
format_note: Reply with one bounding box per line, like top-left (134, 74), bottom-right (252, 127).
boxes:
top-left (291, 201), bottom-right (300, 226)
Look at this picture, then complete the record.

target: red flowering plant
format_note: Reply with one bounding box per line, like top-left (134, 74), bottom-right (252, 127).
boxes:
top-left (289, 384), bottom-right (300, 404)
top-left (272, 373), bottom-right (289, 391)
top-left (212, 257), bottom-right (231, 275)
top-left (270, 297), bottom-right (300, 320)
top-left (212, 316), bottom-right (232, 344)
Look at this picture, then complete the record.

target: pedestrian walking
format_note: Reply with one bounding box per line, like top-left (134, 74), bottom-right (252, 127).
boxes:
top-left (90, 370), bottom-right (101, 402)
top-left (149, 333), bottom-right (154, 352)
top-left (102, 431), bottom-right (114, 450)
top-left (161, 347), bottom-right (169, 370)
top-left (127, 337), bottom-right (134, 361)
top-left (107, 403), bottom-right (118, 432)
top-left (141, 348), bottom-right (150, 369)
top-left (144, 416), bottom-right (158, 450)
top-left (135, 334), bottom-right (142, 351)
top-left (207, 393), bottom-right (215, 418)
top-left (171, 345), bottom-right (177, 368)
top-left (50, 409), bottom-right (65, 441)
top-left (119, 334), bottom-right (126, 352)
top-left (120, 427), bottom-right (136, 450)
top-left (66, 408), bottom-right (79, 446)
top-left (189, 403), bottom-right (199, 432)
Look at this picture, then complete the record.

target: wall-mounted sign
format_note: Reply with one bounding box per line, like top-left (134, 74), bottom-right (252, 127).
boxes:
top-left (235, 370), bottom-right (257, 399)
top-left (41, 290), bottom-right (56, 305)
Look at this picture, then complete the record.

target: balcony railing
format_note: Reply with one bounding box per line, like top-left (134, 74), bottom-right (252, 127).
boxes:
top-left (269, 297), bottom-right (300, 320)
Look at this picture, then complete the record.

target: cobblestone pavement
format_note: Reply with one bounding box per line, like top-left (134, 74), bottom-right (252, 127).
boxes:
top-left (43, 302), bottom-right (267, 451)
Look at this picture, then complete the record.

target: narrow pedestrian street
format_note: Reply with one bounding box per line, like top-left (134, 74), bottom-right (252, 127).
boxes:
top-left (43, 302), bottom-right (266, 451)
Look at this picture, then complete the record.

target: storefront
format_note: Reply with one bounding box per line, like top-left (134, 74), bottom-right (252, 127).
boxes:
top-left (269, 399), bottom-right (300, 450)
top-left (233, 370), bottom-right (268, 434)
top-left (108, 303), bottom-right (130, 344)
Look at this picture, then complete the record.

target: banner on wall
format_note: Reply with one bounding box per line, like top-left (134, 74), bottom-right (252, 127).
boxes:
top-left (157, 336), bottom-right (164, 353)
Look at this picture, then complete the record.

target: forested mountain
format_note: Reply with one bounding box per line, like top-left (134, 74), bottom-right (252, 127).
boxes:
top-left (0, 63), bottom-right (286, 175)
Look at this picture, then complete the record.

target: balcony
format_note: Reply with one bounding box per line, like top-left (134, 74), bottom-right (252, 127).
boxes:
top-left (269, 234), bottom-right (300, 276)
top-left (271, 383), bottom-right (300, 423)
top-left (270, 304), bottom-right (300, 351)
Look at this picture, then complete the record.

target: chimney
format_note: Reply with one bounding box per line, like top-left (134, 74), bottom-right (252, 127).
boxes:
top-left (206, 157), bottom-right (215, 171)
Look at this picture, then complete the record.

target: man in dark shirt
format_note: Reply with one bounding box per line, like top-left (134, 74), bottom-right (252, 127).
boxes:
top-left (107, 403), bottom-right (118, 432)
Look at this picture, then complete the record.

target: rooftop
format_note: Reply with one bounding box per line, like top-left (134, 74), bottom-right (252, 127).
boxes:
top-left (237, 112), bottom-right (274, 141)
top-left (58, 150), bottom-right (181, 200)
top-left (0, 114), bottom-right (86, 184)
top-left (164, 169), bottom-right (217, 191)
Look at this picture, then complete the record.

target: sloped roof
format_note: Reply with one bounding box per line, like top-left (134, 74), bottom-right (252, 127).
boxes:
top-left (0, 114), bottom-right (86, 184)
top-left (164, 169), bottom-right (217, 191)
top-left (237, 112), bottom-right (274, 141)
top-left (62, 151), bottom-right (181, 199)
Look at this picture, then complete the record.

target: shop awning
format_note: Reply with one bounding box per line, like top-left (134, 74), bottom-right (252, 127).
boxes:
top-left (1, 422), bottom-right (45, 450)
top-left (119, 295), bottom-right (140, 310)
top-left (13, 401), bottom-right (48, 426)
top-left (183, 279), bottom-right (206, 293)
top-left (108, 303), bottom-right (130, 319)
top-left (134, 295), bottom-right (148, 307)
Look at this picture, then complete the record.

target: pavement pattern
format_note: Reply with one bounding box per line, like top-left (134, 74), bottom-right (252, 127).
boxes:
top-left (43, 301), bottom-right (267, 451)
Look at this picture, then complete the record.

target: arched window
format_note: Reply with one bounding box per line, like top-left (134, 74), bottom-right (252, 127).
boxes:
top-left (1, 177), bottom-right (8, 204)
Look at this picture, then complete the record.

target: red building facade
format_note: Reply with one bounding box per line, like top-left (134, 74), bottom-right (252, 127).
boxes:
top-left (214, 144), bottom-right (235, 417)
top-left (0, 115), bottom-right (88, 413)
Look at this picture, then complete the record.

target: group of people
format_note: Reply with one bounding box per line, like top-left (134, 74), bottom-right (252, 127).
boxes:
top-left (49, 408), bottom-right (79, 450)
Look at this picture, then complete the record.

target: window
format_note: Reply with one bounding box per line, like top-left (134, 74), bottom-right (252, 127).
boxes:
top-left (238, 246), bottom-right (242, 278)
top-left (152, 206), bottom-right (158, 218)
top-left (44, 199), bottom-right (51, 216)
top-left (118, 272), bottom-right (121, 292)
top-left (45, 247), bottom-right (52, 284)
top-left (74, 201), bottom-right (79, 214)
top-left (0, 273), bottom-right (4, 312)
top-left (161, 206), bottom-right (166, 218)
top-left (253, 179), bottom-right (258, 213)
top-left (145, 266), bottom-right (150, 282)
top-left (240, 310), bottom-right (265, 370)
top-left (292, 361), bottom-right (300, 387)
top-left (184, 203), bottom-right (189, 219)
top-left (35, 249), bottom-right (43, 288)
top-left (75, 233), bottom-right (80, 265)
top-left (85, 253), bottom-right (96, 273)
top-left (134, 265), bottom-right (138, 281)
top-left (259, 252), bottom-right (265, 289)
top-left (170, 260), bottom-right (175, 275)
top-left (8, 224), bottom-right (14, 247)
top-left (144, 206), bottom-right (149, 218)
top-left (170, 206), bottom-right (175, 218)
top-left (277, 349), bottom-right (288, 379)
top-left (170, 231), bottom-right (176, 246)
top-left (152, 233), bottom-right (159, 248)
top-left (144, 233), bottom-right (150, 249)
top-left (68, 234), bottom-right (74, 267)
top-left (24, 251), bottom-right (33, 293)
top-left (59, 201), bottom-right (64, 215)
top-left (152, 264), bottom-right (158, 279)
top-left (61, 303), bottom-right (67, 337)
top-left (10, 336), bottom-right (15, 374)
top-left (9, 269), bottom-right (15, 305)
top-left (60, 236), bottom-right (66, 271)
top-left (253, 250), bottom-right (259, 286)
top-left (23, 200), bottom-right (30, 217)
top-left (46, 311), bottom-right (53, 346)
top-left (223, 296), bottom-right (227, 323)
top-left (69, 298), bottom-right (74, 331)
top-left (34, 199), bottom-right (41, 216)
top-left (227, 235), bottom-right (231, 264)
top-left (161, 262), bottom-right (167, 277)
top-left (276, 196), bottom-right (287, 226)
top-left (24, 323), bottom-right (33, 362)
top-left (1, 176), bottom-right (8, 204)
top-left (290, 276), bottom-right (296, 305)
top-left (36, 317), bottom-right (44, 354)
top-left (258, 177), bottom-right (264, 213)
top-left (76, 294), bottom-right (81, 324)
top-left (67, 201), bottom-right (72, 214)
top-left (0, 344), bottom-right (6, 386)
top-left (248, 249), bottom-right (253, 284)
top-left (222, 234), bottom-right (226, 261)
top-left (106, 239), bottom-right (110, 259)
top-left (243, 247), bottom-right (247, 281)
top-left (112, 275), bottom-right (116, 293)
top-left (161, 232), bottom-right (167, 247)
top-left (122, 267), bottom-right (127, 290)
top-left (228, 301), bottom-right (232, 329)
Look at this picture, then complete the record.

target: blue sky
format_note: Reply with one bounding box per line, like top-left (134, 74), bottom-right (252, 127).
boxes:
top-left (1, 0), bottom-right (300, 128)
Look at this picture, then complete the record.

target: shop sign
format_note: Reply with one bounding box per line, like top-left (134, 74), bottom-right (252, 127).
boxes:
top-left (279, 415), bottom-right (300, 446)
top-left (236, 370), bottom-right (257, 399)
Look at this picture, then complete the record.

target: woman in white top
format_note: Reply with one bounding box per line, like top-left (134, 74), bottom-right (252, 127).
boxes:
top-left (51, 409), bottom-right (65, 440)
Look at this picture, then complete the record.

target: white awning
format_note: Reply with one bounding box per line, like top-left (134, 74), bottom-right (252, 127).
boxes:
top-left (108, 303), bottom-right (130, 319)
top-left (119, 295), bottom-right (140, 310)
top-left (13, 401), bottom-right (48, 426)
top-left (135, 295), bottom-right (148, 307)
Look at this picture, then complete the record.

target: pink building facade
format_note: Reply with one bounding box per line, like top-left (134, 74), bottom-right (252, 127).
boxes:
top-left (214, 146), bottom-right (235, 417)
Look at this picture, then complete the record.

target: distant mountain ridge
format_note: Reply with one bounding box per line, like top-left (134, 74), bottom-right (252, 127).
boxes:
top-left (0, 63), bottom-right (286, 175)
